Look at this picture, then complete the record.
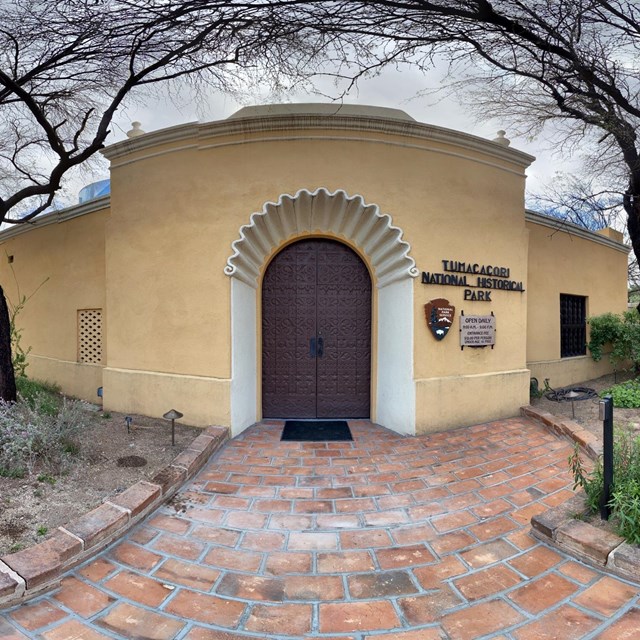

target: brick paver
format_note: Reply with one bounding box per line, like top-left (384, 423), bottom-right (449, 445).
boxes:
top-left (2, 417), bottom-right (640, 639)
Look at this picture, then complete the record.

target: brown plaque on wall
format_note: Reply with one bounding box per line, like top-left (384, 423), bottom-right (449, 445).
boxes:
top-left (425, 298), bottom-right (455, 341)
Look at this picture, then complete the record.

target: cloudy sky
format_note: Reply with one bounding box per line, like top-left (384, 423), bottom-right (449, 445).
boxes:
top-left (99, 62), bottom-right (575, 202)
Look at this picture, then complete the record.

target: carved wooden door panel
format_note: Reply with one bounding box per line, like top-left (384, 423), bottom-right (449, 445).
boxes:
top-left (262, 240), bottom-right (318, 418)
top-left (262, 239), bottom-right (371, 418)
top-left (316, 242), bottom-right (371, 417)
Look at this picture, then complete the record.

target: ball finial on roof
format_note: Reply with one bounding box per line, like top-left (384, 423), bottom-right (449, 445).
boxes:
top-left (492, 130), bottom-right (511, 147)
top-left (126, 122), bottom-right (145, 138)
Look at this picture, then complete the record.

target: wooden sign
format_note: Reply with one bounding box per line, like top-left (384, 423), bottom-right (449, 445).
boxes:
top-left (425, 298), bottom-right (455, 341)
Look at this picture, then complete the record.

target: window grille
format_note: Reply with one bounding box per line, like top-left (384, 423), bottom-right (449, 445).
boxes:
top-left (78, 309), bottom-right (103, 364)
top-left (560, 295), bottom-right (586, 358)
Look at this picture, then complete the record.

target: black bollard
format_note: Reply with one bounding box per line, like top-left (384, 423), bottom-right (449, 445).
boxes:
top-left (163, 409), bottom-right (183, 447)
top-left (599, 395), bottom-right (614, 520)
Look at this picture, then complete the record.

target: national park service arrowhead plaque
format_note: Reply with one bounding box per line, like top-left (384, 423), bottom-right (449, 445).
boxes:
top-left (425, 298), bottom-right (455, 341)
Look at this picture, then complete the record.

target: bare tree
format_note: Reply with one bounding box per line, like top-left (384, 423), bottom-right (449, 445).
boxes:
top-left (5, 0), bottom-right (640, 401)
top-left (529, 175), bottom-right (625, 232)
top-left (0, 0), bottom-right (324, 399)
top-left (292, 1), bottom-right (640, 267)
top-left (0, 0), bottom-right (320, 223)
top-left (527, 173), bottom-right (640, 290)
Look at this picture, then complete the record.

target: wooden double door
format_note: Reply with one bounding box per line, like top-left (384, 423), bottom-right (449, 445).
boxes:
top-left (262, 239), bottom-right (371, 418)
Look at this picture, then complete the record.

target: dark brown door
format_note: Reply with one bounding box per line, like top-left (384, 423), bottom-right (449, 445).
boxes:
top-left (262, 239), bottom-right (371, 418)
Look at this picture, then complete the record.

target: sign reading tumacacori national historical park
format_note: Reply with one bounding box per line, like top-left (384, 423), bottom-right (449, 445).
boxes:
top-left (421, 260), bottom-right (524, 302)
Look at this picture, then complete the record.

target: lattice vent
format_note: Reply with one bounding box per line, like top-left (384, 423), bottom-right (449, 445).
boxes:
top-left (78, 309), bottom-right (103, 364)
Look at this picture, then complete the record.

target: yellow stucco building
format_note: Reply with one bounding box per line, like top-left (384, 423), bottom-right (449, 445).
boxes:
top-left (0, 104), bottom-right (628, 436)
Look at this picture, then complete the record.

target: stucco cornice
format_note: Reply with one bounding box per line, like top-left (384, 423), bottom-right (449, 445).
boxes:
top-left (525, 209), bottom-right (629, 254)
top-left (102, 113), bottom-right (535, 170)
top-left (0, 196), bottom-right (110, 244)
top-left (225, 188), bottom-right (419, 289)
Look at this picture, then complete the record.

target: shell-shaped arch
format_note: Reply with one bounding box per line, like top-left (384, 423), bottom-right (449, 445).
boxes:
top-left (224, 188), bottom-right (419, 288)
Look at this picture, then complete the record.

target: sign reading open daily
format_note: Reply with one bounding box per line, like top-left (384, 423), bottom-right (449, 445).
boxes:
top-left (460, 315), bottom-right (496, 347)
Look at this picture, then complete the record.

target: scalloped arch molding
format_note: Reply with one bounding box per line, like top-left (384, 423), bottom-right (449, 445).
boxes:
top-left (228, 188), bottom-right (416, 437)
top-left (225, 188), bottom-right (419, 288)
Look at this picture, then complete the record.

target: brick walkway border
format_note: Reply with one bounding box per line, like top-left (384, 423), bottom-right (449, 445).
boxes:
top-left (0, 426), bottom-right (228, 608)
top-left (522, 405), bottom-right (640, 583)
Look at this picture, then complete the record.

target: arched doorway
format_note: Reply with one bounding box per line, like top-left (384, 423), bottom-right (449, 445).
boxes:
top-left (227, 188), bottom-right (417, 436)
top-left (262, 239), bottom-right (372, 418)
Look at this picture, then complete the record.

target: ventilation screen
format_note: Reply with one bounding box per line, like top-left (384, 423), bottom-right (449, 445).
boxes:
top-left (78, 309), bottom-right (103, 364)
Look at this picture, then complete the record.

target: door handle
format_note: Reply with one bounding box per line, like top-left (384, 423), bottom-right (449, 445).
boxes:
top-left (309, 336), bottom-right (316, 358)
top-left (317, 336), bottom-right (324, 357)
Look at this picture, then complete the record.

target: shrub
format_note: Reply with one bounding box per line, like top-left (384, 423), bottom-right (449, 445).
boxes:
top-left (601, 379), bottom-right (640, 408)
top-left (0, 395), bottom-right (88, 476)
top-left (588, 312), bottom-right (624, 363)
top-left (570, 428), bottom-right (640, 544)
top-left (16, 377), bottom-right (61, 414)
top-left (588, 311), bottom-right (640, 372)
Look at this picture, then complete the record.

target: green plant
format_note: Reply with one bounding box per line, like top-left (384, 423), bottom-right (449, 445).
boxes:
top-left (0, 395), bottom-right (88, 476)
top-left (588, 313), bottom-right (624, 363)
top-left (569, 428), bottom-right (640, 543)
top-left (16, 377), bottom-right (61, 415)
top-left (5, 262), bottom-right (49, 378)
top-left (9, 542), bottom-right (25, 552)
top-left (569, 444), bottom-right (602, 512)
top-left (36, 525), bottom-right (48, 536)
top-left (611, 479), bottom-right (640, 544)
top-left (33, 488), bottom-right (43, 498)
top-left (588, 311), bottom-right (640, 373)
top-left (529, 377), bottom-right (544, 399)
top-left (0, 466), bottom-right (25, 479)
top-left (62, 440), bottom-right (80, 455)
top-left (37, 473), bottom-right (56, 485)
top-left (101, 412), bottom-right (111, 419)
top-left (601, 379), bottom-right (640, 408)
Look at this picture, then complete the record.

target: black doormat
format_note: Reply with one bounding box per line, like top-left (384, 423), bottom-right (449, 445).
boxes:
top-left (281, 420), bottom-right (353, 442)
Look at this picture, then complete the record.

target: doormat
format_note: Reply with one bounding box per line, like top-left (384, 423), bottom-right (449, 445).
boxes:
top-left (281, 420), bottom-right (353, 442)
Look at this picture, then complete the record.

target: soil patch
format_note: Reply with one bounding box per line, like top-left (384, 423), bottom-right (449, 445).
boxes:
top-left (533, 372), bottom-right (640, 539)
top-left (0, 407), bottom-right (201, 555)
top-left (532, 371), bottom-right (640, 439)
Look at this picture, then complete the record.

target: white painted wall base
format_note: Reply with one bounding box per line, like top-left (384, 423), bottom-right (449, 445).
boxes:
top-left (376, 278), bottom-right (416, 434)
top-left (230, 278), bottom-right (258, 436)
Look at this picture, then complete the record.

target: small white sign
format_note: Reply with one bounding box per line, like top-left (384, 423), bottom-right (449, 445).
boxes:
top-left (460, 315), bottom-right (496, 347)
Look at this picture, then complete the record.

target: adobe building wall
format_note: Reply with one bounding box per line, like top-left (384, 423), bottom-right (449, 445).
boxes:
top-left (0, 104), bottom-right (629, 435)
top-left (101, 106), bottom-right (536, 433)
top-left (526, 215), bottom-right (628, 386)
top-left (0, 201), bottom-right (108, 400)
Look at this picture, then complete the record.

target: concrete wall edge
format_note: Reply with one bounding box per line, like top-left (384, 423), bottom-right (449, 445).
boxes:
top-left (525, 210), bottom-right (629, 254)
top-left (0, 197), bottom-right (109, 244)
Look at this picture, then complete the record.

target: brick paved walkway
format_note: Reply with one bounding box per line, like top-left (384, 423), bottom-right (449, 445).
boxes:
top-left (2, 417), bottom-right (640, 639)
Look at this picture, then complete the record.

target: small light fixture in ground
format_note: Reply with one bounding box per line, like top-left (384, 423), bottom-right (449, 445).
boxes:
top-left (163, 409), bottom-right (184, 446)
top-left (565, 390), bottom-right (581, 419)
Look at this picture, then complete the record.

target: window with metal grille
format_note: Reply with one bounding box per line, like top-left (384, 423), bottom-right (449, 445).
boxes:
top-left (78, 309), bottom-right (103, 364)
top-left (560, 294), bottom-right (586, 358)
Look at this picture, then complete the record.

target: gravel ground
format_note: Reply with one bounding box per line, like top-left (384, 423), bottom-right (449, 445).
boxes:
top-left (0, 407), bottom-right (201, 555)
top-left (531, 371), bottom-right (640, 439)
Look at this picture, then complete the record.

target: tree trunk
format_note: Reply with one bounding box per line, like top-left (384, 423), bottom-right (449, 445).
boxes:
top-left (0, 285), bottom-right (17, 402)
top-left (625, 171), bottom-right (640, 316)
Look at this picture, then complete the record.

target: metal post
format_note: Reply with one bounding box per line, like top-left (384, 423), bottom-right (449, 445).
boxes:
top-left (600, 395), bottom-right (614, 520)
top-left (163, 409), bottom-right (183, 447)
